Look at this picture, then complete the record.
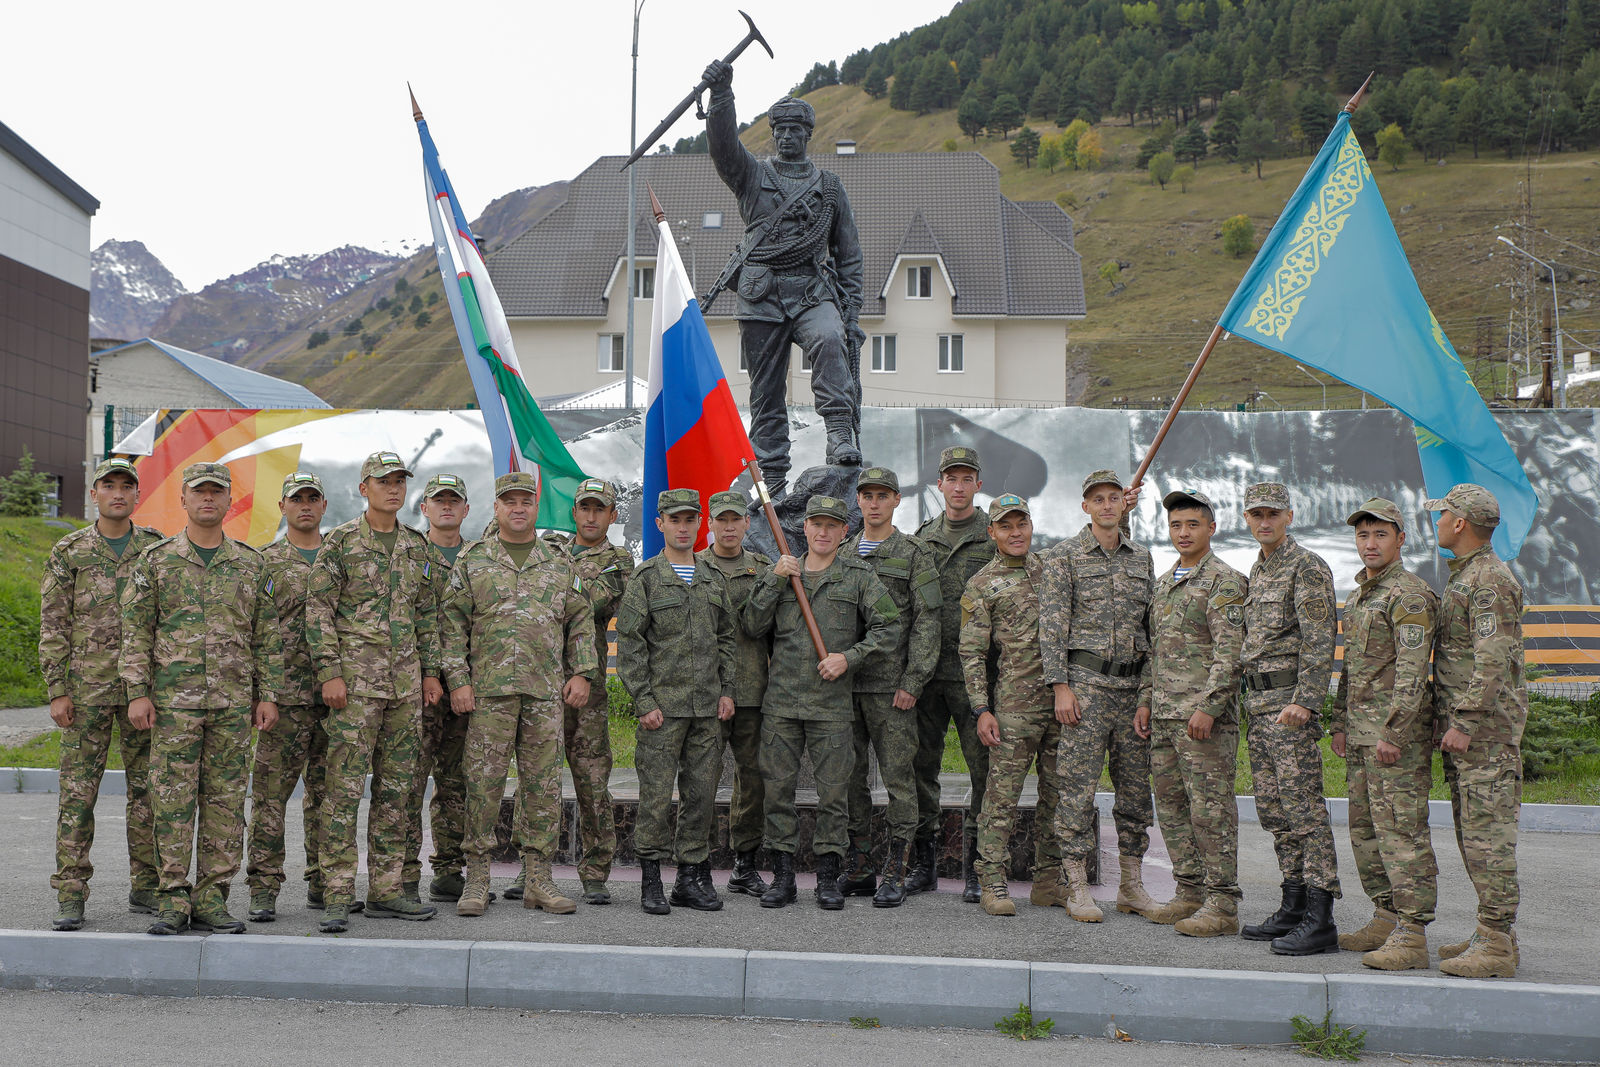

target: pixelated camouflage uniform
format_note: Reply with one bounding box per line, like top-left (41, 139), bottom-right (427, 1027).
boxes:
top-left (1435, 544), bottom-right (1526, 931)
top-left (1144, 551), bottom-right (1247, 904)
top-left (40, 522), bottom-right (164, 903)
top-left (696, 545), bottom-right (772, 854)
top-left (120, 531), bottom-right (284, 915)
top-left (961, 552), bottom-right (1059, 882)
top-left (1241, 533), bottom-right (1342, 896)
top-left (1038, 524), bottom-right (1155, 863)
top-left (1332, 559), bottom-right (1440, 927)
top-left (405, 539), bottom-right (470, 887)
top-left (442, 537), bottom-right (596, 870)
top-left (616, 554), bottom-right (737, 864)
top-left (306, 515), bottom-right (440, 905)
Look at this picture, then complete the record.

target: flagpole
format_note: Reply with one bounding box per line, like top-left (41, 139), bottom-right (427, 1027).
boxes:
top-left (1129, 74), bottom-right (1376, 492)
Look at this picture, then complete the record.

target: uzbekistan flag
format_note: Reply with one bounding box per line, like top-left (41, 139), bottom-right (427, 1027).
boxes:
top-left (414, 92), bottom-right (588, 531)
top-left (642, 207), bottom-right (756, 556)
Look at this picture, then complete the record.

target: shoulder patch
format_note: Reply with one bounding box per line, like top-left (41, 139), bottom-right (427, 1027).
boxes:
top-left (1475, 613), bottom-right (1497, 638)
top-left (1216, 578), bottom-right (1242, 600)
top-left (1473, 588), bottom-right (1498, 610)
top-left (1224, 604), bottom-right (1244, 626)
top-left (1303, 597), bottom-right (1330, 623)
top-left (1401, 594), bottom-right (1427, 616)
top-left (1398, 623), bottom-right (1425, 649)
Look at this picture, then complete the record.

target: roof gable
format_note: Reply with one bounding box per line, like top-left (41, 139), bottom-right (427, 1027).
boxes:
top-left (98, 338), bottom-right (331, 408)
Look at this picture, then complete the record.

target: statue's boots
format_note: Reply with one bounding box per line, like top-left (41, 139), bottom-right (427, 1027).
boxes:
top-left (1362, 922), bottom-right (1430, 971)
top-left (1339, 907), bottom-right (1398, 951)
top-left (823, 418), bottom-right (862, 467)
top-left (1242, 881), bottom-right (1307, 941)
top-left (1439, 925), bottom-right (1518, 978)
top-left (1115, 855), bottom-right (1161, 919)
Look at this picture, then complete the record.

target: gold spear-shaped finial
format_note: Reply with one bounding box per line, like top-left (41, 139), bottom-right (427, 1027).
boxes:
top-left (647, 184), bottom-right (667, 224)
top-left (409, 82), bottom-right (424, 122)
top-left (1342, 73), bottom-right (1375, 114)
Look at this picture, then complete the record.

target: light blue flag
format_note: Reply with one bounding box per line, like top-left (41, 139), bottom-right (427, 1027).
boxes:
top-left (1218, 112), bottom-right (1537, 559)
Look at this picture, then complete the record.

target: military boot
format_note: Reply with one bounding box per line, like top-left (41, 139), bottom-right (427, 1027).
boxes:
top-left (823, 418), bottom-right (862, 466)
top-left (1175, 896), bottom-right (1240, 938)
top-left (760, 852), bottom-right (797, 909)
top-left (367, 895), bottom-right (437, 921)
top-left (1062, 857), bottom-right (1104, 922)
top-left (128, 888), bottom-right (160, 915)
top-left (526, 860), bottom-right (578, 915)
top-left (318, 902), bottom-right (350, 934)
top-left (1362, 922), bottom-right (1430, 970)
top-left (581, 881), bottom-right (611, 905)
top-left (1115, 855), bottom-right (1161, 919)
top-left (873, 840), bottom-right (909, 908)
top-left (457, 863), bottom-right (491, 917)
top-left (904, 834), bottom-right (938, 894)
top-left (51, 898), bottom-right (85, 932)
top-left (815, 853), bottom-right (846, 910)
top-left (1242, 881), bottom-right (1307, 941)
top-left (148, 906), bottom-right (190, 936)
top-left (191, 904), bottom-right (247, 934)
top-left (728, 850), bottom-right (769, 896)
top-left (1339, 907), bottom-right (1398, 951)
top-left (1029, 865), bottom-right (1067, 909)
top-left (401, 880), bottom-right (422, 904)
top-left (247, 889), bottom-right (278, 923)
top-left (839, 838), bottom-right (877, 897)
top-left (961, 832), bottom-right (982, 903)
top-left (640, 859), bottom-right (671, 915)
top-left (1440, 926), bottom-right (1518, 967)
top-left (980, 875), bottom-right (1017, 917)
top-left (671, 861), bottom-right (723, 912)
top-left (428, 871), bottom-right (465, 902)
top-left (1148, 885), bottom-right (1205, 925)
top-left (501, 862), bottom-right (526, 901)
top-left (1271, 887), bottom-right (1339, 956)
top-left (1439, 925), bottom-right (1517, 979)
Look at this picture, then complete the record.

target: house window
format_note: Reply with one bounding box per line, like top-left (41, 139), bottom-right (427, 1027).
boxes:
top-left (907, 264), bottom-right (932, 299)
top-left (702, 211), bottom-right (723, 229)
top-left (871, 335), bottom-right (897, 372)
top-left (633, 266), bottom-right (655, 299)
top-left (938, 333), bottom-right (964, 373)
top-left (597, 334), bottom-right (624, 372)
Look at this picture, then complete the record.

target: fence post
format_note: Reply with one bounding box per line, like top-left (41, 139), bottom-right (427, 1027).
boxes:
top-left (103, 404), bottom-right (114, 456)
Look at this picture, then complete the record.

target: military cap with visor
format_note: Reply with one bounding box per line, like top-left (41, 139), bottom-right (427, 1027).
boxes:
top-left (280, 471), bottom-right (325, 498)
top-left (494, 472), bottom-right (539, 497)
top-left (360, 451), bottom-right (412, 480)
top-left (1346, 497), bottom-right (1405, 530)
top-left (855, 466), bottom-right (900, 493)
top-left (423, 473), bottom-right (468, 500)
top-left (182, 461), bottom-right (231, 489)
top-left (939, 446), bottom-right (981, 474)
top-left (1243, 482), bottom-right (1292, 511)
top-left (1422, 483), bottom-right (1500, 528)
top-left (708, 490), bottom-right (748, 517)
top-left (988, 493), bottom-right (1031, 522)
top-left (1162, 487), bottom-right (1215, 513)
top-left (1082, 468), bottom-right (1126, 495)
top-left (575, 478), bottom-right (618, 507)
top-left (93, 457), bottom-right (140, 485)
top-left (806, 495), bottom-right (849, 523)
top-left (657, 488), bottom-right (702, 515)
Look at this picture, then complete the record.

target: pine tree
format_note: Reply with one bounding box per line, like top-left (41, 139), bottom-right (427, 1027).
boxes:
top-left (1237, 115), bottom-right (1277, 177)
top-left (863, 63), bottom-right (888, 100)
top-left (1010, 126), bottom-right (1042, 167)
top-left (958, 89), bottom-right (990, 141)
top-left (989, 92), bottom-right (1024, 139)
top-left (1174, 118), bottom-right (1209, 163)
top-left (1210, 94), bottom-right (1249, 159)
top-left (0, 447), bottom-right (51, 517)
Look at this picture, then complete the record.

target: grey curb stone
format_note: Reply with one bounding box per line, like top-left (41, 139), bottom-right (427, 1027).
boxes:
top-left (1327, 972), bottom-right (1600, 1061)
top-left (743, 950), bottom-right (1029, 1028)
top-left (197, 935), bottom-right (471, 1006)
top-left (1031, 962), bottom-right (1326, 1046)
top-left (0, 930), bottom-right (199, 996)
top-left (468, 942), bottom-right (745, 1015)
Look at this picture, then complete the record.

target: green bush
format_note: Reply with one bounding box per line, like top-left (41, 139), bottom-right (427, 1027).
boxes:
top-left (1523, 692), bottom-right (1600, 779)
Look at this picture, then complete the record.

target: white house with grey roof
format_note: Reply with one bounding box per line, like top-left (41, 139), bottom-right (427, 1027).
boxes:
top-left (488, 151), bottom-right (1085, 408)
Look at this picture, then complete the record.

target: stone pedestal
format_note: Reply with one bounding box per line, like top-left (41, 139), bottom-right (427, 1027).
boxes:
top-left (746, 462), bottom-right (863, 559)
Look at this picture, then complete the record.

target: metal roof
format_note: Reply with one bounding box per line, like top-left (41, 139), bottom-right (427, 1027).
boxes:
top-left (0, 119), bottom-right (98, 216)
top-left (95, 338), bottom-right (331, 409)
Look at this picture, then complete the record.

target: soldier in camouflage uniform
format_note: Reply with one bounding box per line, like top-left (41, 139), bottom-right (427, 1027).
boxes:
top-left (1141, 489), bottom-right (1248, 938)
top-left (442, 473), bottom-right (596, 917)
top-left (1236, 482), bottom-right (1342, 955)
top-left (697, 490), bottom-right (772, 897)
top-left (745, 495), bottom-right (901, 910)
top-left (120, 462), bottom-right (284, 935)
top-left (617, 489), bottom-right (738, 915)
top-left (961, 495), bottom-right (1059, 918)
top-left (910, 447), bottom-right (992, 902)
top-left (41, 458), bottom-right (164, 931)
top-left (305, 451), bottom-right (443, 932)
top-left (841, 467), bottom-right (941, 907)
top-left (246, 472), bottom-right (333, 922)
top-left (1331, 498), bottom-right (1440, 970)
top-left (1425, 484), bottom-right (1527, 978)
top-left (1039, 470), bottom-right (1158, 923)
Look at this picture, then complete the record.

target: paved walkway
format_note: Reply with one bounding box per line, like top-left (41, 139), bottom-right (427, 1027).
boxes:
top-left (0, 706), bottom-right (51, 747)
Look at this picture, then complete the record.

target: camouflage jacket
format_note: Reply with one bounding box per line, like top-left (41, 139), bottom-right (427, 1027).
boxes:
top-left (306, 514), bottom-right (441, 700)
top-left (119, 531), bottom-right (284, 709)
top-left (440, 536), bottom-right (596, 700)
top-left (695, 545), bottom-right (772, 706)
top-left (915, 512), bottom-right (994, 682)
top-left (1434, 545), bottom-right (1526, 745)
top-left (1143, 551), bottom-right (1247, 723)
top-left (543, 532), bottom-right (634, 682)
top-left (960, 553), bottom-right (1052, 715)
top-left (38, 523), bottom-right (164, 705)
top-left (260, 540), bottom-right (325, 707)
top-left (1039, 523), bottom-right (1155, 691)
top-left (616, 554), bottom-right (737, 717)
top-left (743, 553), bottom-right (901, 722)
top-left (422, 538), bottom-right (469, 690)
top-left (1241, 533), bottom-right (1338, 711)
top-left (843, 528), bottom-right (942, 696)
top-left (1332, 560), bottom-right (1438, 748)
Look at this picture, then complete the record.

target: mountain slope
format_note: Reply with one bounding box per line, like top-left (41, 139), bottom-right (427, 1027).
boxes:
top-left (90, 240), bottom-right (188, 340)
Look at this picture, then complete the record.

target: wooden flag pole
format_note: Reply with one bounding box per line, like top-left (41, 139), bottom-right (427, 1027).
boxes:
top-left (744, 461), bottom-right (829, 662)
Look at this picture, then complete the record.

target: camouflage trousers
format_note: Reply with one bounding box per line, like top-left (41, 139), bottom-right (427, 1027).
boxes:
top-left (1444, 741), bottom-right (1522, 930)
top-left (1151, 718), bottom-right (1241, 901)
top-left (636, 715), bottom-right (723, 864)
top-left (51, 704), bottom-right (156, 901)
top-left (321, 693), bottom-right (422, 904)
top-left (847, 693), bottom-right (919, 846)
top-left (762, 716), bottom-right (855, 857)
top-left (976, 705), bottom-right (1062, 881)
top-left (404, 698), bottom-right (468, 883)
top-left (246, 702), bottom-right (329, 898)
top-left (463, 695), bottom-right (563, 864)
top-left (1052, 675), bottom-right (1152, 862)
top-left (563, 688), bottom-right (616, 883)
top-left (1243, 690), bottom-right (1341, 895)
top-left (1346, 742), bottom-right (1437, 926)
top-left (912, 679), bottom-right (989, 837)
top-left (720, 705), bottom-right (765, 854)
top-left (150, 705), bottom-right (252, 913)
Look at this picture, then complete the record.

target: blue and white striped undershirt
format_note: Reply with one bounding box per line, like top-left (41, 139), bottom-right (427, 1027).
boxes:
top-left (1172, 566), bottom-right (1192, 582)
top-left (856, 538), bottom-right (883, 556)
top-left (671, 563), bottom-right (696, 585)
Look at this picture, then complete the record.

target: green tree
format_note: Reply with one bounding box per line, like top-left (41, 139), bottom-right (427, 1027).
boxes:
top-left (1172, 163), bottom-right (1196, 191)
top-left (393, 276), bottom-right (410, 296)
top-left (1149, 150), bottom-right (1177, 188)
top-left (343, 317), bottom-right (362, 335)
top-left (426, 291), bottom-right (439, 306)
top-left (988, 92), bottom-right (1024, 139)
top-left (863, 63), bottom-right (888, 100)
top-left (1030, 74), bottom-right (1060, 120)
top-left (1010, 126), bottom-right (1042, 167)
top-left (1581, 83), bottom-right (1600, 148)
top-left (1097, 260), bottom-right (1122, 290)
top-left (414, 311), bottom-right (432, 329)
top-left (1222, 214), bottom-right (1255, 257)
top-left (1075, 127), bottom-right (1104, 169)
top-left (1038, 135), bottom-right (1064, 173)
top-left (1350, 101), bottom-right (1386, 155)
top-left (1060, 117), bottom-right (1092, 168)
top-left (1376, 122), bottom-right (1409, 170)
top-left (1413, 99), bottom-right (1455, 160)
top-left (1210, 94), bottom-right (1249, 160)
top-left (1237, 116), bottom-right (1277, 178)
top-left (943, 138), bottom-right (959, 152)
top-left (889, 64), bottom-right (914, 110)
top-left (840, 49), bottom-right (871, 85)
top-left (408, 294), bottom-right (424, 313)
top-left (957, 90), bottom-right (990, 141)
top-left (307, 329), bottom-right (330, 350)
top-left (1294, 85), bottom-right (1336, 143)
top-left (1174, 119), bottom-right (1209, 163)
top-left (0, 447), bottom-right (51, 517)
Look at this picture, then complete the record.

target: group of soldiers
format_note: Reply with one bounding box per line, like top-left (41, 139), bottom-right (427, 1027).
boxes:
top-left (41, 445), bottom-right (1526, 979)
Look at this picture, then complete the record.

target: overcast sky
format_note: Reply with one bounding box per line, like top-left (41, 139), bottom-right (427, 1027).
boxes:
top-left (7, 0), bottom-right (940, 290)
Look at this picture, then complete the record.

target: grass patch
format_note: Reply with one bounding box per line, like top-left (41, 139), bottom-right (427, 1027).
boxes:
top-left (0, 517), bottom-right (84, 708)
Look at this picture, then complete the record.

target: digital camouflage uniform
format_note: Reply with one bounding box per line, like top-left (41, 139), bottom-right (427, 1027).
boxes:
top-left (40, 521), bottom-right (164, 904)
top-left (121, 530), bottom-right (284, 916)
top-left (616, 552), bottom-right (738, 864)
top-left (306, 513), bottom-right (441, 905)
top-left (405, 536), bottom-right (470, 891)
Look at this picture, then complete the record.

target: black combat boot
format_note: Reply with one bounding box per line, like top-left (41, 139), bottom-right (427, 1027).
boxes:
top-left (904, 834), bottom-right (938, 894)
top-left (961, 832), bottom-right (982, 904)
top-left (873, 839), bottom-right (909, 908)
top-left (839, 837), bottom-right (877, 897)
top-left (727, 850), bottom-right (769, 896)
top-left (760, 852), bottom-right (797, 908)
top-left (1271, 887), bottom-right (1340, 956)
top-left (814, 853), bottom-right (846, 910)
top-left (1243, 881), bottom-right (1308, 941)
top-left (672, 861), bottom-right (723, 912)
top-left (640, 859), bottom-right (671, 915)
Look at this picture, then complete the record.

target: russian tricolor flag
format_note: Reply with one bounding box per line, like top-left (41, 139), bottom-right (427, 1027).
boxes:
top-left (642, 204), bottom-right (755, 556)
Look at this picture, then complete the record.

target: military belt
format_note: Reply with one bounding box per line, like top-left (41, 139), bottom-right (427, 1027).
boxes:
top-left (1243, 668), bottom-right (1299, 692)
top-left (1067, 649), bottom-right (1145, 678)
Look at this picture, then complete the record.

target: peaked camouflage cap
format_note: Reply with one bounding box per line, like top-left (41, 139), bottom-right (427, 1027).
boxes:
top-left (1082, 469), bottom-right (1125, 495)
top-left (806, 495), bottom-right (849, 522)
top-left (575, 477), bottom-right (617, 506)
top-left (182, 461), bottom-right (231, 488)
top-left (939, 446), bottom-right (981, 474)
top-left (93, 457), bottom-right (140, 484)
top-left (494, 472), bottom-right (539, 497)
top-left (360, 451), bottom-right (412, 480)
top-left (708, 490), bottom-right (749, 517)
top-left (988, 493), bottom-right (1031, 522)
top-left (855, 466), bottom-right (900, 493)
top-left (1243, 482), bottom-right (1292, 511)
top-left (657, 488), bottom-right (702, 515)
top-left (1347, 497), bottom-right (1405, 530)
top-left (422, 473), bottom-right (468, 500)
top-left (1422, 483), bottom-right (1500, 528)
top-left (280, 470), bottom-right (325, 498)
top-left (1163, 487), bottom-right (1215, 513)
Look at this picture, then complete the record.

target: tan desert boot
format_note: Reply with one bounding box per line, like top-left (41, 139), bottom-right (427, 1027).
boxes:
top-left (1115, 855), bottom-right (1160, 918)
top-left (1439, 926), bottom-right (1519, 966)
top-left (981, 877), bottom-right (1017, 917)
top-left (1148, 886), bottom-right (1205, 925)
top-left (525, 860), bottom-right (577, 914)
top-left (1362, 922), bottom-right (1430, 970)
top-left (1439, 925), bottom-right (1517, 978)
top-left (1338, 907), bottom-right (1398, 951)
top-left (1175, 897), bottom-right (1240, 937)
top-left (456, 863), bottom-right (491, 917)
top-left (1063, 858), bottom-right (1104, 922)
top-left (1029, 866), bottom-right (1066, 908)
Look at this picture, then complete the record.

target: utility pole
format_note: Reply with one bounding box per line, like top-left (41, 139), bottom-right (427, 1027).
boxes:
top-left (624, 0), bottom-right (646, 410)
top-left (1541, 306), bottom-right (1554, 409)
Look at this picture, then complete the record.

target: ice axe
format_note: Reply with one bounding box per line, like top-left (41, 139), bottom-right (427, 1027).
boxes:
top-left (620, 9), bottom-right (773, 170)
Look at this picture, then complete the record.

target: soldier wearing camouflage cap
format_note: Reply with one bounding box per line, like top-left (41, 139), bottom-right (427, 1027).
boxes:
top-left (41, 457), bottom-right (164, 931)
top-left (1236, 482), bottom-right (1343, 956)
top-left (1332, 498), bottom-right (1441, 970)
top-left (1425, 485), bottom-right (1527, 978)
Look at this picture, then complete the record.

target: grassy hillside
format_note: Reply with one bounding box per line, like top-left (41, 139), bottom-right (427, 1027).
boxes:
top-left (0, 518), bottom-right (84, 707)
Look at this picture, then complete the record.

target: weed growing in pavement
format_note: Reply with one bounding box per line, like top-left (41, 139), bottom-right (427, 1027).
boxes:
top-left (994, 1003), bottom-right (1053, 1040)
top-left (1291, 1011), bottom-right (1365, 1060)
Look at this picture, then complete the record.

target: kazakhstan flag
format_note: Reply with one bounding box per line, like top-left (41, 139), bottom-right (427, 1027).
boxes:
top-left (1219, 112), bottom-right (1537, 559)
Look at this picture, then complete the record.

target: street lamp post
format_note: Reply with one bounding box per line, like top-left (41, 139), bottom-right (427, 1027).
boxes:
top-left (625, 0), bottom-right (646, 411)
top-left (1497, 235), bottom-right (1566, 407)
top-left (1294, 364), bottom-right (1328, 408)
